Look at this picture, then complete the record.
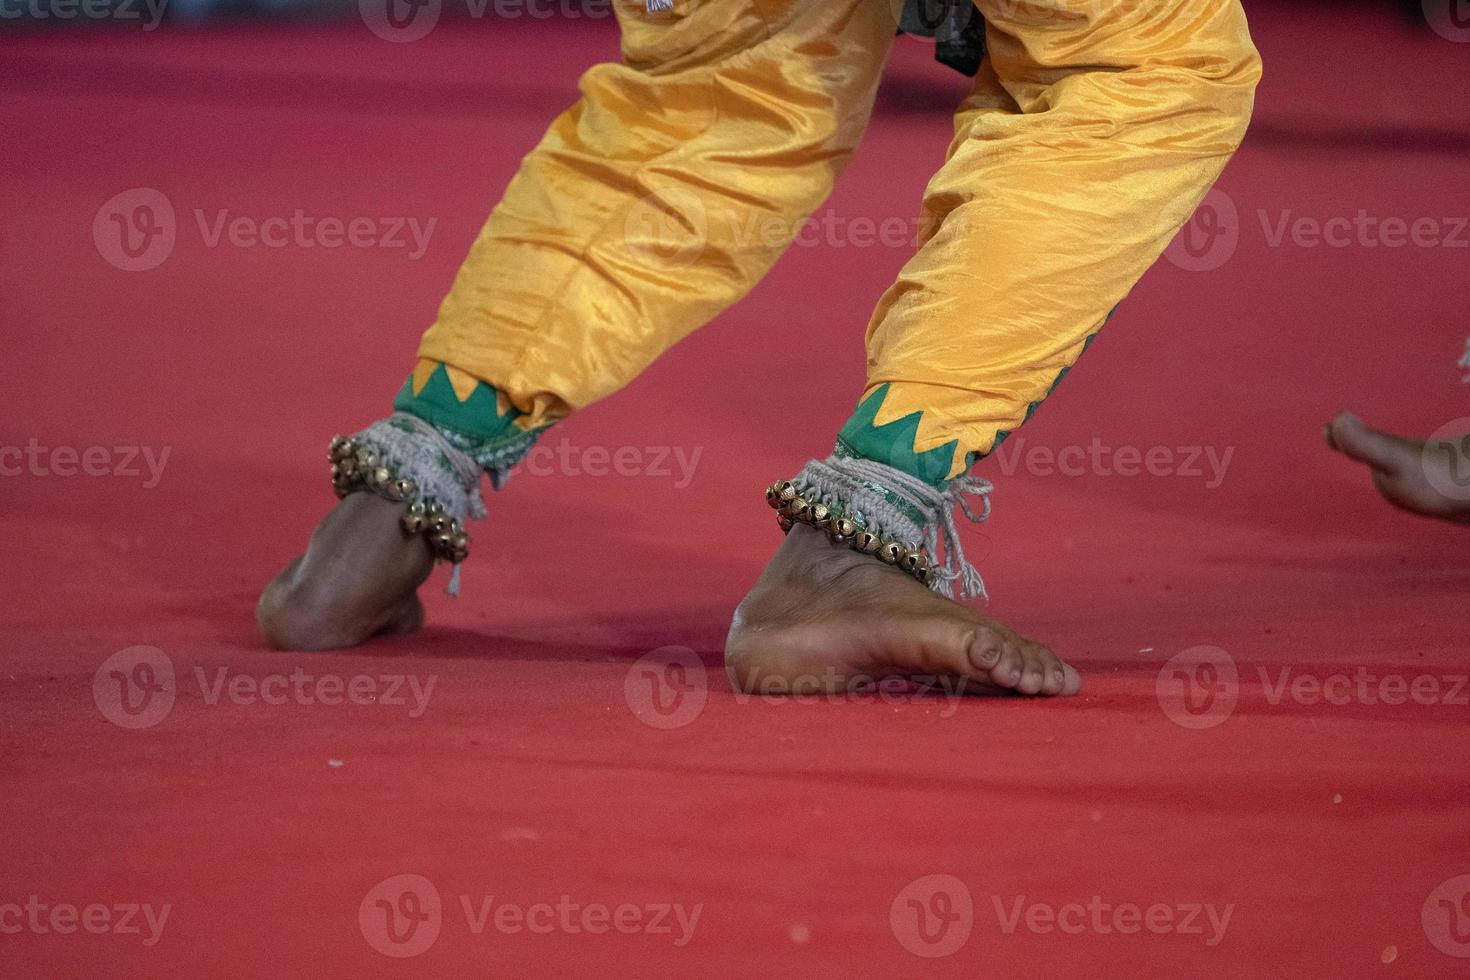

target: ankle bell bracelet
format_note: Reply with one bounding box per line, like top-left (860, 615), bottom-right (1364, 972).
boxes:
top-left (765, 479), bottom-right (931, 586)
top-left (329, 435), bottom-right (470, 565)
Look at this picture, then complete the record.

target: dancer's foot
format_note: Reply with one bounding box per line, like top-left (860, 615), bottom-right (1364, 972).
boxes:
top-left (1325, 412), bottom-right (1470, 524)
top-left (725, 523), bottom-right (1082, 697)
top-left (257, 493), bottom-right (434, 650)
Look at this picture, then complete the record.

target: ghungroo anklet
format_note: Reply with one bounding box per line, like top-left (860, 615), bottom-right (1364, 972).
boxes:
top-left (766, 479), bottom-right (933, 586)
top-left (330, 435), bottom-right (471, 565)
top-left (766, 455), bottom-right (995, 600)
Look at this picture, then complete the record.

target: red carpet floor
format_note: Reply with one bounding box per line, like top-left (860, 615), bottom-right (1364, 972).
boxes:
top-left (3, 4), bottom-right (1469, 976)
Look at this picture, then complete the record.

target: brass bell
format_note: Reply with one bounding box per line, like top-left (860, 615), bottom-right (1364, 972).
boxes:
top-left (900, 549), bottom-right (927, 574)
top-left (789, 496), bottom-right (810, 521)
top-left (402, 511), bottom-right (428, 534)
top-left (877, 541), bottom-right (902, 564)
top-left (853, 530), bottom-right (881, 554)
top-left (808, 503), bottom-right (830, 528)
top-left (372, 466), bottom-right (392, 488)
top-left (777, 482), bottom-right (798, 506)
top-left (828, 517), bottom-right (856, 541)
top-left (765, 485), bottom-right (780, 508)
top-left (777, 514), bottom-right (794, 533)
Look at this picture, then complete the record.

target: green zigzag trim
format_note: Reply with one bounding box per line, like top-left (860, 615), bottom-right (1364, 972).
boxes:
top-left (840, 307), bottom-right (1117, 483)
top-left (836, 383), bottom-right (960, 488)
top-left (393, 363), bottom-right (524, 444)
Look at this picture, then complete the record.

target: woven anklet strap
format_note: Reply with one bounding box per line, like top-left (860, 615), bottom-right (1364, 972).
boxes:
top-left (330, 413), bottom-right (485, 596)
top-left (784, 455), bottom-right (992, 600)
top-left (346, 414), bottom-right (485, 523)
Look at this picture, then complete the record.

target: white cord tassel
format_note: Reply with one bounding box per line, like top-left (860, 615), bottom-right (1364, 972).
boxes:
top-left (646, 0), bottom-right (673, 11)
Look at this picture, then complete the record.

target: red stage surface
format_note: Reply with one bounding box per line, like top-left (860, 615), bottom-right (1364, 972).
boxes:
top-left (2, 4), bottom-right (1469, 976)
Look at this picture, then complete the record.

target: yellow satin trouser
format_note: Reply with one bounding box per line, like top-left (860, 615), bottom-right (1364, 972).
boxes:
top-left (410, 0), bottom-right (1261, 482)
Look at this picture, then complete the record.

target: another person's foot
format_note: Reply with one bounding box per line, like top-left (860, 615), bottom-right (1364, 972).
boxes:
top-left (1324, 411), bottom-right (1470, 524)
top-left (725, 524), bottom-right (1082, 698)
top-left (257, 493), bottom-right (435, 650)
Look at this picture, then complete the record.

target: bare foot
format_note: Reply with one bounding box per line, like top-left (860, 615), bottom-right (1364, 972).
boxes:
top-left (257, 493), bottom-right (435, 650)
top-left (725, 523), bottom-right (1082, 698)
top-left (1325, 412), bottom-right (1470, 524)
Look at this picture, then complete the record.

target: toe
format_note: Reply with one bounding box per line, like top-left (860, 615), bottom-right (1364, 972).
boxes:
top-left (1327, 412), bottom-right (1421, 473)
top-left (1015, 645), bottom-right (1052, 696)
top-left (987, 640), bottom-right (1027, 691)
top-left (1033, 645), bottom-right (1068, 696)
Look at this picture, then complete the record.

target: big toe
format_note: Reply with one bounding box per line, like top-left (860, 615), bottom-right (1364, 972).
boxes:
top-left (1326, 412), bottom-right (1421, 473)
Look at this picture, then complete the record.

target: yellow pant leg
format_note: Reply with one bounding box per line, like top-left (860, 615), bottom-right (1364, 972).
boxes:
top-left (401, 0), bottom-right (896, 447)
top-left (841, 0), bottom-right (1262, 483)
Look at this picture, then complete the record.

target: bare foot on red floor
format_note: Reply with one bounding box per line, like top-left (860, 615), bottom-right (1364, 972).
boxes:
top-left (1325, 411), bottom-right (1470, 524)
top-left (257, 493), bottom-right (434, 650)
top-left (725, 524), bottom-right (1082, 698)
